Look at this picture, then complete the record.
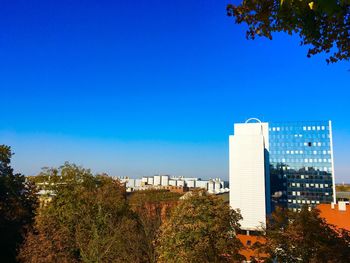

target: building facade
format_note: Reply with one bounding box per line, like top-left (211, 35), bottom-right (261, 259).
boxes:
top-left (269, 121), bottom-right (335, 211)
top-left (229, 119), bottom-right (336, 230)
top-left (229, 119), bottom-right (271, 230)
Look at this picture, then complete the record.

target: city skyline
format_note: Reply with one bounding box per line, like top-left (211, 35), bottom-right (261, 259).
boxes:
top-left (0, 0), bottom-right (349, 182)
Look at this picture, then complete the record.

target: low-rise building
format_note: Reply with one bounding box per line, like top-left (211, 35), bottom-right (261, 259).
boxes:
top-left (118, 175), bottom-right (229, 194)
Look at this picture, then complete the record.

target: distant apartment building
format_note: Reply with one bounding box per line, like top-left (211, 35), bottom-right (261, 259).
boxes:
top-left (229, 119), bottom-right (336, 230)
top-left (119, 175), bottom-right (229, 194)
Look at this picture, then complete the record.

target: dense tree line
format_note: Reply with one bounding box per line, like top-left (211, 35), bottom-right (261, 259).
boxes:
top-left (19, 163), bottom-right (146, 263)
top-left (1, 144), bottom-right (350, 262)
top-left (0, 145), bottom-right (38, 263)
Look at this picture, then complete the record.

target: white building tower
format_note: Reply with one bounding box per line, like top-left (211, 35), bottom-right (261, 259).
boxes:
top-left (229, 118), bottom-right (271, 231)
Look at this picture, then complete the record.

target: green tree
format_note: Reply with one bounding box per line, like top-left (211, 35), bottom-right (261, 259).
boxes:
top-left (227, 0), bottom-right (350, 63)
top-left (156, 190), bottom-right (244, 263)
top-left (0, 145), bottom-right (38, 263)
top-left (129, 190), bottom-right (182, 263)
top-left (19, 163), bottom-right (147, 263)
top-left (258, 206), bottom-right (350, 262)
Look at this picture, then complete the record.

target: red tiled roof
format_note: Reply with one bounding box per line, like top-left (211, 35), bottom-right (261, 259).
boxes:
top-left (237, 234), bottom-right (266, 261)
top-left (317, 203), bottom-right (350, 231)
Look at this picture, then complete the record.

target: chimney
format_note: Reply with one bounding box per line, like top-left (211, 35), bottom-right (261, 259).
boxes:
top-left (338, 201), bottom-right (346, 212)
top-left (331, 202), bottom-right (335, 209)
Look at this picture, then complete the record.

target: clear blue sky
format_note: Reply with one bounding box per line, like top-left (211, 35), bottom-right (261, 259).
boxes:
top-left (0, 0), bottom-right (349, 182)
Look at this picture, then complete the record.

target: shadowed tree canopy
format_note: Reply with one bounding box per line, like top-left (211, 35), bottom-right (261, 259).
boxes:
top-left (156, 190), bottom-right (244, 263)
top-left (128, 190), bottom-right (182, 263)
top-left (255, 206), bottom-right (350, 262)
top-left (227, 0), bottom-right (350, 63)
top-left (0, 145), bottom-right (38, 263)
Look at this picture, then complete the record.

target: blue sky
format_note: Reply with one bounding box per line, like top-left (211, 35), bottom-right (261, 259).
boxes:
top-left (0, 0), bottom-right (349, 182)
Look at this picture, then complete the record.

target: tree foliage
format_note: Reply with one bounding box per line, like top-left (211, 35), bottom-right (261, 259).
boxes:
top-left (19, 163), bottom-right (147, 263)
top-left (156, 190), bottom-right (244, 263)
top-left (0, 145), bottom-right (38, 263)
top-left (257, 206), bottom-right (350, 262)
top-left (129, 190), bottom-right (182, 263)
top-left (227, 0), bottom-right (350, 63)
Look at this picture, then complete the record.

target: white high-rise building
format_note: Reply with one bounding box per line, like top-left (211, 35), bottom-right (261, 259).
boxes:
top-left (229, 118), bottom-right (271, 231)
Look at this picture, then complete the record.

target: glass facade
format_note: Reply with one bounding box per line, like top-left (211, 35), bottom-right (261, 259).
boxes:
top-left (269, 121), bottom-right (335, 211)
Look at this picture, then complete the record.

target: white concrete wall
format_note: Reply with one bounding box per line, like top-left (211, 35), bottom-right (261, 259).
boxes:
top-left (196, 180), bottom-right (208, 189)
top-left (161, 175), bottom-right (169, 186)
top-left (214, 181), bottom-right (221, 192)
top-left (135, 179), bottom-right (141, 187)
top-left (208, 181), bottom-right (214, 193)
top-left (229, 121), bottom-right (269, 230)
top-left (169, 180), bottom-right (177, 186)
top-left (154, 175), bottom-right (161, 185)
top-left (128, 179), bottom-right (135, 188)
top-left (186, 180), bottom-right (195, 188)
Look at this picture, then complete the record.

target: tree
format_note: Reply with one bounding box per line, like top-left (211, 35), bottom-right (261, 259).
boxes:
top-left (258, 206), bottom-right (350, 262)
top-left (156, 190), bottom-right (244, 263)
top-left (0, 145), bottom-right (38, 263)
top-left (19, 163), bottom-right (147, 263)
top-left (129, 190), bottom-right (182, 263)
top-left (227, 0), bottom-right (350, 63)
